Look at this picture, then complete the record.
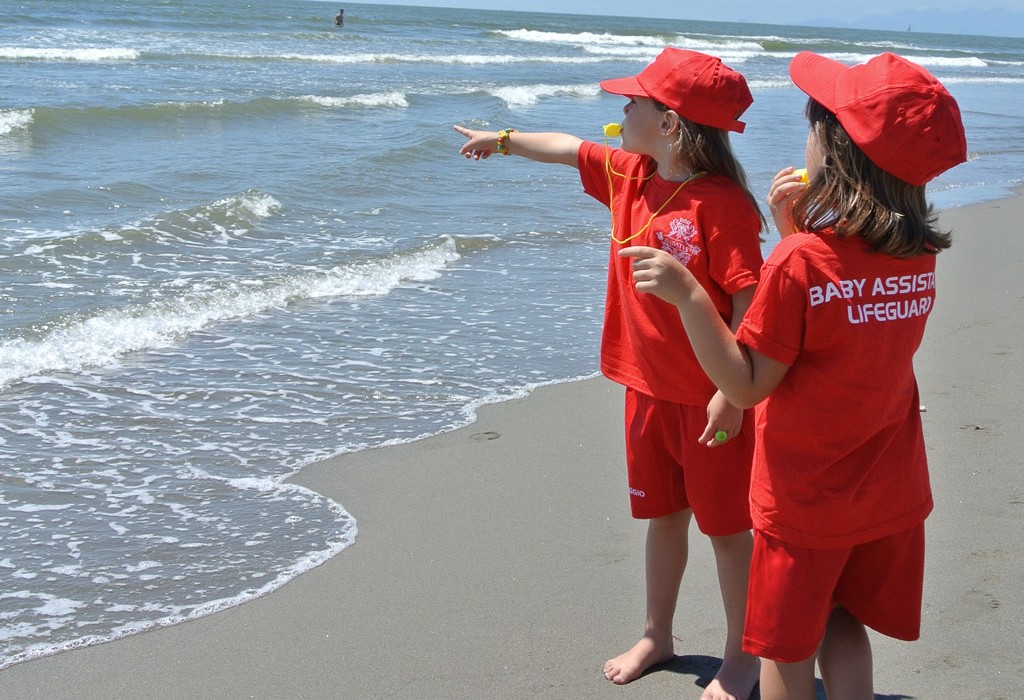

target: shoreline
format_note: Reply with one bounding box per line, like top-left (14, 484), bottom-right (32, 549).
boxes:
top-left (0, 190), bottom-right (1021, 698)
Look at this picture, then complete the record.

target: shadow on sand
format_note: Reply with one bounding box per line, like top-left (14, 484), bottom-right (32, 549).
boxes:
top-left (652, 654), bottom-right (915, 700)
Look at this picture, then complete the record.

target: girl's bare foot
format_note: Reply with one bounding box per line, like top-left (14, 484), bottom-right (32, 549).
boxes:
top-left (602, 636), bottom-right (675, 685)
top-left (700, 653), bottom-right (760, 700)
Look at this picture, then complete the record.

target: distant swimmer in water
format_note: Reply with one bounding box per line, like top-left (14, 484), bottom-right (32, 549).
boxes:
top-left (333, 8), bottom-right (344, 26)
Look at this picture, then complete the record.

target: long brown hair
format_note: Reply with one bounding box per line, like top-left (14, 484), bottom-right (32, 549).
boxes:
top-left (656, 103), bottom-right (767, 231)
top-left (792, 99), bottom-right (951, 257)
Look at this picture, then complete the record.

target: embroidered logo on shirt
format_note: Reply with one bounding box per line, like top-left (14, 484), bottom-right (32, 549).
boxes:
top-left (656, 217), bottom-right (701, 265)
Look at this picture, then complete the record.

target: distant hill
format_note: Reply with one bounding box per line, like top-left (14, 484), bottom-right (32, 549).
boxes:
top-left (803, 7), bottom-right (1024, 38)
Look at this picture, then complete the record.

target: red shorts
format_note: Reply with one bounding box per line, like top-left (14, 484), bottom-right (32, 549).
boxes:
top-left (743, 524), bottom-right (926, 663)
top-left (623, 388), bottom-right (753, 535)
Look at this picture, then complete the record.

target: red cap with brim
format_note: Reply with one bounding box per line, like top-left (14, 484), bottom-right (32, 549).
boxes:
top-left (600, 48), bottom-right (752, 133)
top-left (789, 51), bottom-right (967, 185)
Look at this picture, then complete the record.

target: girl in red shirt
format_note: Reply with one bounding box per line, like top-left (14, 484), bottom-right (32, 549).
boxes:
top-left (622, 52), bottom-right (966, 700)
top-left (456, 48), bottom-right (764, 699)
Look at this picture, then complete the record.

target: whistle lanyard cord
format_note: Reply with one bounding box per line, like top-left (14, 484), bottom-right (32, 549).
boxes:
top-left (604, 140), bottom-right (704, 245)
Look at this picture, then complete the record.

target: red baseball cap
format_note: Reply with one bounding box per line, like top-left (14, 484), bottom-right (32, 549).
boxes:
top-left (600, 48), bottom-right (753, 133)
top-left (789, 51), bottom-right (967, 186)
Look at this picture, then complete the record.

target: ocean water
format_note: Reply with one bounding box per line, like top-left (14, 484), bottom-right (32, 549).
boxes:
top-left (1, 0), bottom-right (1021, 668)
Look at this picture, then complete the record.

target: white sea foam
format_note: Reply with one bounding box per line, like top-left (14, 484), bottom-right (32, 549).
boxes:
top-left (752, 34), bottom-right (919, 51)
top-left (9, 503), bottom-right (73, 512)
top-left (501, 29), bottom-right (764, 56)
top-left (224, 476), bottom-right (281, 492)
top-left (299, 92), bottom-right (409, 108)
top-left (6, 192), bottom-right (278, 253)
top-left (0, 498), bottom-right (356, 669)
top-left (820, 52), bottom-right (988, 68)
top-left (33, 597), bottom-right (86, 617)
top-left (151, 99), bottom-right (226, 114)
top-left (491, 83), bottom-right (601, 108)
top-left (0, 237), bottom-right (460, 390)
top-left (942, 76), bottom-right (1024, 84)
top-left (124, 561), bottom-right (162, 573)
top-left (909, 55), bottom-right (989, 68)
top-left (0, 109), bottom-right (33, 136)
top-left (748, 79), bottom-right (799, 91)
top-left (580, 45), bottom-right (663, 58)
top-left (585, 43), bottom-right (762, 64)
top-left (211, 192), bottom-right (281, 220)
top-left (496, 29), bottom-right (669, 47)
top-left (272, 52), bottom-right (613, 65)
top-left (673, 37), bottom-right (765, 53)
top-left (453, 54), bottom-right (612, 65)
top-left (0, 47), bottom-right (139, 61)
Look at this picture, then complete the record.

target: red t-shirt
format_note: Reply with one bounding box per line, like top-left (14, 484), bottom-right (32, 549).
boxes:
top-left (578, 140), bottom-right (763, 405)
top-left (736, 229), bottom-right (935, 548)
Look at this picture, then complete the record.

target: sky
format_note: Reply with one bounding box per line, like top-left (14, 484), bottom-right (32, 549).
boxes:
top-left (342, 0), bottom-right (1024, 36)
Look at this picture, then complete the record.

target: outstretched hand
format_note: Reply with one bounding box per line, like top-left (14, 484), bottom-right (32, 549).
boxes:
top-left (618, 246), bottom-right (695, 307)
top-left (453, 124), bottom-right (499, 160)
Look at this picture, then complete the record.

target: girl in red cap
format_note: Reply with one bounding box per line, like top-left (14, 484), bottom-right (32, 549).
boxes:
top-left (622, 51), bottom-right (966, 700)
top-left (455, 47), bottom-right (764, 699)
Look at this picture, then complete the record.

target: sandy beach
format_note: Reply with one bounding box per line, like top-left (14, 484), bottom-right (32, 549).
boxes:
top-left (1, 192), bottom-right (1021, 699)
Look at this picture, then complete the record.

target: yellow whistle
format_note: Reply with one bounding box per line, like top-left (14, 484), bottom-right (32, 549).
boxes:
top-left (603, 123), bottom-right (622, 138)
top-left (794, 167), bottom-right (809, 183)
